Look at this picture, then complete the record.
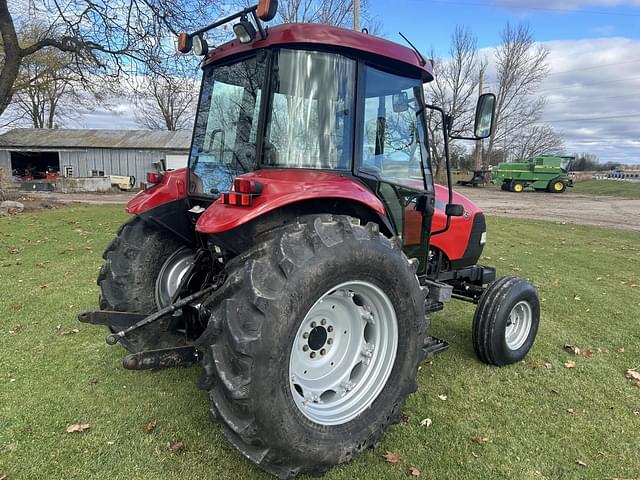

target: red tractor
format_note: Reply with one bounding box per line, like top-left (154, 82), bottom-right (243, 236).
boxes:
top-left (80, 2), bottom-right (540, 477)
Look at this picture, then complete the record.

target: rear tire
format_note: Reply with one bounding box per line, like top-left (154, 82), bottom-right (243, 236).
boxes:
top-left (98, 217), bottom-right (192, 313)
top-left (549, 180), bottom-right (566, 193)
top-left (197, 215), bottom-right (426, 478)
top-left (510, 181), bottom-right (525, 193)
top-left (472, 276), bottom-right (540, 366)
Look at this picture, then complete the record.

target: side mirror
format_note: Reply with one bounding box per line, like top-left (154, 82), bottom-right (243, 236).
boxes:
top-left (445, 203), bottom-right (464, 217)
top-left (392, 92), bottom-right (409, 113)
top-left (474, 93), bottom-right (496, 139)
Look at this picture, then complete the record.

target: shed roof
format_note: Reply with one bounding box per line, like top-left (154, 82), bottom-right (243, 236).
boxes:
top-left (0, 128), bottom-right (191, 151)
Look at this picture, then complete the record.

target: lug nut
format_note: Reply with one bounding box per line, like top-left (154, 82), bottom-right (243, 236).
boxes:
top-left (303, 332), bottom-right (309, 339)
top-left (303, 345), bottom-right (309, 352)
top-left (320, 349), bottom-right (326, 356)
top-left (327, 326), bottom-right (333, 332)
top-left (311, 321), bottom-right (317, 328)
top-left (321, 318), bottom-right (327, 325)
top-left (310, 352), bottom-right (316, 359)
top-left (327, 338), bottom-right (333, 345)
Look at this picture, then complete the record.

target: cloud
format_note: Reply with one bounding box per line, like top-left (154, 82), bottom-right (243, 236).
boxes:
top-left (479, 36), bottom-right (640, 164)
top-left (538, 36), bottom-right (640, 164)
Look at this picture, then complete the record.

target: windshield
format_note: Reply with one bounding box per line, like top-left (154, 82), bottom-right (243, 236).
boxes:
top-left (189, 53), bottom-right (267, 195)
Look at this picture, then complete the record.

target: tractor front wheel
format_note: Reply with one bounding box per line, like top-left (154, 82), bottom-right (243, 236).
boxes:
top-left (197, 216), bottom-right (426, 478)
top-left (472, 276), bottom-right (540, 366)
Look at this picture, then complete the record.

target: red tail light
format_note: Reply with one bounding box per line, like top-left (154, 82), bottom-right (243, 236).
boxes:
top-left (146, 171), bottom-right (163, 185)
top-left (221, 192), bottom-right (253, 206)
top-left (221, 177), bottom-right (263, 207)
top-left (233, 177), bottom-right (263, 194)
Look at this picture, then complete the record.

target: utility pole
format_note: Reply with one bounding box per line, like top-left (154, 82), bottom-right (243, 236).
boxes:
top-left (474, 68), bottom-right (484, 170)
top-left (354, 0), bottom-right (360, 31)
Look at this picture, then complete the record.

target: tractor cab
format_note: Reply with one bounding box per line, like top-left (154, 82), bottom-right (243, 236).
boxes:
top-left (176, 18), bottom-right (495, 275)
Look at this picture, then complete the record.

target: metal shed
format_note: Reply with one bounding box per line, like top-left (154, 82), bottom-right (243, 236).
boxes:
top-left (0, 128), bottom-right (191, 188)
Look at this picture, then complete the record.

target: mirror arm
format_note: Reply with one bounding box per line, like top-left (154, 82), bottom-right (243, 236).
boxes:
top-left (428, 103), bottom-right (453, 237)
top-left (449, 134), bottom-right (479, 141)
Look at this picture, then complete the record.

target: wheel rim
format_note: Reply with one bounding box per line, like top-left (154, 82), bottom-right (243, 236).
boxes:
top-left (514, 184), bottom-right (522, 192)
top-left (289, 281), bottom-right (398, 426)
top-left (155, 247), bottom-right (195, 308)
top-left (504, 300), bottom-right (533, 350)
top-left (554, 182), bottom-right (563, 191)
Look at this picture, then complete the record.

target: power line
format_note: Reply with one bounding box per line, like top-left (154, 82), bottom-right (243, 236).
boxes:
top-left (539, 74), bottom-right (640, 92)
top-left (541, 113), bottom-right (640, 123)
top-left (547, 59), bottom-right (640, 77)
top-left (545, 93), bottom-right (640, 106)
top-left (424, 0), bottom-right (640, 17)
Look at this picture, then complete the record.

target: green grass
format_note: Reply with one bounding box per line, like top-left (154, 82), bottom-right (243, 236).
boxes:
top-left (1, 206), bottom-right (639, 480)
top-left (573, 179), bottom-right (640, 199)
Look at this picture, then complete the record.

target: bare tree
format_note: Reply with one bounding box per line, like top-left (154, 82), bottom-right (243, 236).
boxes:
top-left (509, 124), bottom-right (563, 161)
top-left (133, 63), bottom-right (197, 131)
top-left (425, 26), bottom-right (485, 177)
top-left (487, 23), bottom-right (550, 161)
top-left (0, 0), bottom-right (221, 119)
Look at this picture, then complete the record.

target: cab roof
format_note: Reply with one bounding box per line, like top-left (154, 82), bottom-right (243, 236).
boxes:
top-left (203, 23), bottom-right (434, 82)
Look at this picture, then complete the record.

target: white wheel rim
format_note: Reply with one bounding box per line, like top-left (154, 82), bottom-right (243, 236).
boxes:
top-left (155, 247), bottom-right (195, 308)
top-left (504, 300), bottom-right (533, 350)
top-left (289, 281), bottom-right (398, 426)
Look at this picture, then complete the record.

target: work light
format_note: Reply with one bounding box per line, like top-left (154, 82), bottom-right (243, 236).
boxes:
top-left (233, 17), bottom-right (257, 44)
top-left (193, 34), bottom-right (209, 56)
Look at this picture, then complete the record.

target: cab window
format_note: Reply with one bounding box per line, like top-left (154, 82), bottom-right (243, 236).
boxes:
top-left (359, 66), bottom-right (430, 191)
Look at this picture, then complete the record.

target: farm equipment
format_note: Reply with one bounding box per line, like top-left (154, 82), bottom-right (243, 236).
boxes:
top-left (457, 169), bottom-right (491, 187)
top-left (493, 154), bottom-right (574, 193)
top-left (80, 2), bottom-right (540, 477)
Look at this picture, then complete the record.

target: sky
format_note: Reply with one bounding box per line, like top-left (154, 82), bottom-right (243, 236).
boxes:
top-left (73, 0), bottom-right (640, 164)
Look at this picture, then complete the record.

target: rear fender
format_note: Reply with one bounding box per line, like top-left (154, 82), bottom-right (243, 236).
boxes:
top-left (195, 170), bottom-right (387, 235)
top-left (127, 168), bottom-right (188, 215)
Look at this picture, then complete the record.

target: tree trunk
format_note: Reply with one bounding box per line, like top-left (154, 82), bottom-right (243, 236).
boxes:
top-left (0, 0), bottom-right (22, 118)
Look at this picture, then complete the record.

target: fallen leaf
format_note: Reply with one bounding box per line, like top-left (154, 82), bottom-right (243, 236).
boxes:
top-left (564, 344), bottom-right (581, 356)
top-left (169, 440), bottom-right (184, 452)
top-left (581, 349), bottom-right (593, 359)
top-left (576, 460), bottom-right (587, 467)
top-left (564, 360), bottom-right (576, 368)
top-left (573, 295), bottom-right (581, 301)
top-left (625, 369), bottom-right (640, 382)
top-left (66, 423), bottom-right (91, 433)
top-left (567, 408), bottom-right (575, 414)
top-left (437, 394), bottom-right (447, 401)
top-left (383, 452), bottom-right (401, 464)
top-left (409, 466), bottom-right (421, 477)
top-left (471, 451), bottom-right (479, 458)
top-left (528, 361), bottom-right (546, 369)
top-left (633, 410), bottom-right (639, 415)
top-left (420, 418), bottom-right (432, 427)
top-left (107, 441), bottom-right (115, 445)
top-left (401, 414), bottom-right (410, 424)
top-left (0, 474), bottom-right (8, 480)
top-left (60, 328), bottom-right (80, 336)
top-left (471, 436), bottom-right (490, 445)
top-left (618, 347), bottom-right (625, 353)
top-left (40, 284), bottom-right (48, 289)
top-left (87, 378), bottom-right (98, 385)
top-left (143, 420), bottom-right (157, 433)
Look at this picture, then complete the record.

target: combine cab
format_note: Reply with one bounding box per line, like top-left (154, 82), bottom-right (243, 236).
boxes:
top-left (80, 2), bottom-right (540, 477)
top-left (493, 154), bottom-right (574, 193)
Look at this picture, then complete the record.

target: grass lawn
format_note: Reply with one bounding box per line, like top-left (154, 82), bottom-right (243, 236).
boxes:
top-left (1, 205), bottom-right (639, 480)
top-left (573, 180), bottom-right (640, 199)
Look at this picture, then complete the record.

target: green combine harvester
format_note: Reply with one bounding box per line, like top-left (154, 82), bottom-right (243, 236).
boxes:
top-left (493, 155), bottom-right (574, 193)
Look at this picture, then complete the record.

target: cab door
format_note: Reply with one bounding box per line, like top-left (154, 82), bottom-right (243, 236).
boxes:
top-left (355, 64), bottom-right (435, 274)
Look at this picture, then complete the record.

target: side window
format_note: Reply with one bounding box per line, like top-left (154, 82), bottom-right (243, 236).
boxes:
top-left (360, 66), bottom-right (428, 191)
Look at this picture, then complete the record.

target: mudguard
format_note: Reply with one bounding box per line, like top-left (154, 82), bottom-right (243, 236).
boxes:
top-left (194, 170), bottom-right (386, 235)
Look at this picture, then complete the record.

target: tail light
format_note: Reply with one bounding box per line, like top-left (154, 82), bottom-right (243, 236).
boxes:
top-left (221, 178), bottom-right (263, 206)
top-left (146, 171), bottom-right (163, 185)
